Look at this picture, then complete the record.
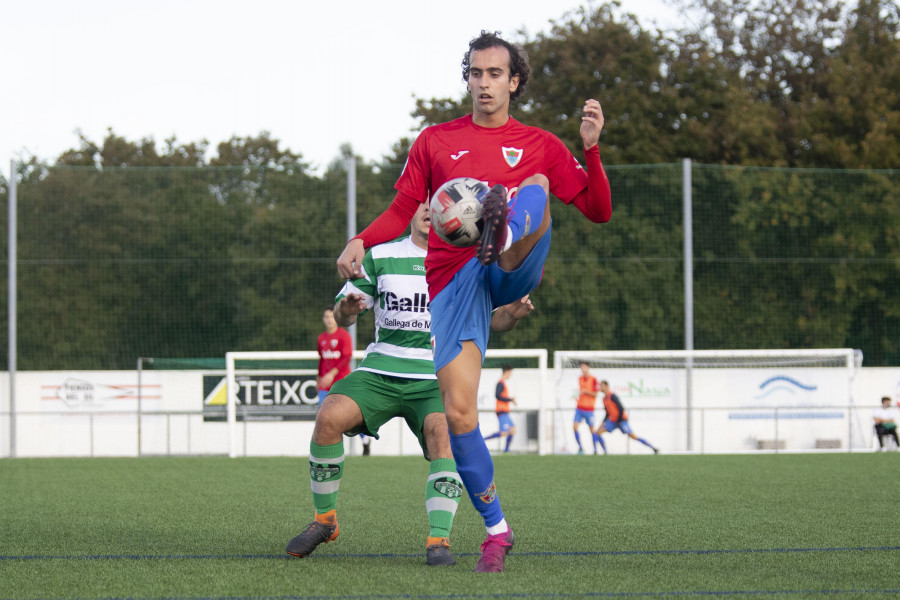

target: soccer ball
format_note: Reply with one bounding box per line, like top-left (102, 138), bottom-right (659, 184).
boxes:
top-left (429, 177), bottom-right (490, 246)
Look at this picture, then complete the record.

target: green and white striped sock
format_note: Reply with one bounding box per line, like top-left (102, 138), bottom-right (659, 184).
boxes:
top-left (425, 458), bottom-right (462, 539)
top-left (309, 440), bottom-right (344, 515)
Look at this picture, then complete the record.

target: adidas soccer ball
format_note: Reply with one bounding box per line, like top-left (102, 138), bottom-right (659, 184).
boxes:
top-left (429, 177), bottom-right (490, 246)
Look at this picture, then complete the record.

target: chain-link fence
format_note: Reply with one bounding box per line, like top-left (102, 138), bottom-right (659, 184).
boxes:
top-left (1, 163), bottom-right (898, 369)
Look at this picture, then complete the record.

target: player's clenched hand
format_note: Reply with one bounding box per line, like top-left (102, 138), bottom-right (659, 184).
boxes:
top-left (333, 292), bottom-right (366, 327)
top-left (337, 293), bottom-right (367, 317)
top-left (337, 238), bottom-right (366, 278)
top-left (580, 99), bottom-right (605, 150)
top-left (505, 295), bottom-right (534, 320)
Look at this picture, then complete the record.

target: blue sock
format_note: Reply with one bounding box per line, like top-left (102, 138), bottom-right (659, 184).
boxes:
top-left (484, 431), bottom-right (501, 440)
top-left (636, 437), bottom-right (654, 449)
top-left (595, 434), bottom-right (607, 453)
top-left (574, 430), bottom-right (582, 450)
top-left (450, 427), bottom-right (504, 527)
top-left (504, 434), bottom-right (514, 453)
top-left (508, 184), bottom-right (547, 243)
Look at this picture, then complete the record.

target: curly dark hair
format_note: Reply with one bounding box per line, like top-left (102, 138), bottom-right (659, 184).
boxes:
top-left (461, 30), bottom-right (530, 102)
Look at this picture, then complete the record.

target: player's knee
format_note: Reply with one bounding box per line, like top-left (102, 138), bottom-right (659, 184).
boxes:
top-left (442, 402), bottom-right (477, 432)
top-left (313, 396), bottom-right (361, 442)
top-left (311, 417), bottom-right (343, 444)
top-left (521, 173), bottom-right (549, 193)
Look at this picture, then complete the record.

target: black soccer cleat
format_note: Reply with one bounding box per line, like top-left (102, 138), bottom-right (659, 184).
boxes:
top-left (286, 516), bottom-right (339, 558)
top-left (476, 184), bottom-right (509, 265)
top-left (425, 536), bottom-right (456, 566)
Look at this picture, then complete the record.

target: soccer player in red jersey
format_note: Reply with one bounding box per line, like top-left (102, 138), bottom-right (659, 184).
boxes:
top-left (336, 31), bottom-right (612, 572)
top-left (316, 307), bottom-right (352, 405)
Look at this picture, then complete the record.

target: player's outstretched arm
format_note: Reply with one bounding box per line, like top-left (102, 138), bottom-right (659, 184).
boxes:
top-left (337, 192), bottom-right (420, 278)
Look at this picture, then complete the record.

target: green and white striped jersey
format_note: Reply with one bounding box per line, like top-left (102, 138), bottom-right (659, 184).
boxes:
top-left (335, 236), bottom-right (434, 379)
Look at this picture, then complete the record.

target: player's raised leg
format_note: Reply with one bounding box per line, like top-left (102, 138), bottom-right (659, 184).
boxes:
top-left (286, 394), bottom-right (362, 557)
top-left (477, 174), bottom-right (550, 268)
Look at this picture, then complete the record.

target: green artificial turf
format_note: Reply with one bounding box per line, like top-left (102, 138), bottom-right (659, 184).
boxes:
top-left (1, 453), bottom-right (897, 599)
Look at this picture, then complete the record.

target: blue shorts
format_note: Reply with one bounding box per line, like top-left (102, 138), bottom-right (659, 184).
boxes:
top-left (603, 419), bottom-right (633, 435)
top-left (430, 226), bottom-right (552, 371)
top-left (318, 389), bottom-right (329, 405)
top-left (574, 409), bottom-right (595, 428)
top-left (497, 412), bottom-right (514, 433)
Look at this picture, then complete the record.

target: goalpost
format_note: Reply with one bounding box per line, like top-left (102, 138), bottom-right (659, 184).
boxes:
top-left (480, 349), bottom-right (550, 455)
top-left (552, 349), bottom-right (863, 454)
top-left (224, 348), bottom-right (548, 457)
top-left (224, 351), bottom-right (363, 458)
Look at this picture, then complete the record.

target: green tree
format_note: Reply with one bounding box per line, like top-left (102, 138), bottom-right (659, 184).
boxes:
top-left (209, 134), bottom-right (336, 354)
top-left (5, 0), bottom-right (900, 369)
top-left (799, 0), bottom-right (900, 168)
top-left (520, 4), bottom-right (674, 164)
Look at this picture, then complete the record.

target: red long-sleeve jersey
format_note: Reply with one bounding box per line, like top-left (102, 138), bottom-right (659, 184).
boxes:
top-left (356, 115), bottom-right (611, 297)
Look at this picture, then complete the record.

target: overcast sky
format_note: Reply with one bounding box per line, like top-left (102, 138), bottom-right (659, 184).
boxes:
top-left (1, 0), bottom-right (686, 175)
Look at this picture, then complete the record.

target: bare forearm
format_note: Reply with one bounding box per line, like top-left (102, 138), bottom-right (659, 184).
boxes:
top-left (490, 307), bottom-right (520, 332)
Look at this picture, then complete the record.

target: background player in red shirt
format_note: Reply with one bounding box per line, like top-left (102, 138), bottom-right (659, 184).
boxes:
top-left (596, 380), bottom-right (659, 454)
top-left (317, 307), bottom-right (352, 405)
top-left (573, 361), bottom-right (606, 455)
top-left (336, 31), bottom-right (612, 572)
top-left (484, 365), bottom-right (517, 453)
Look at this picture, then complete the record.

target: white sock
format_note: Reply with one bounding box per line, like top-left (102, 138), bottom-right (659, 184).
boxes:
top-left (486, 518), bottom-right (509, 536)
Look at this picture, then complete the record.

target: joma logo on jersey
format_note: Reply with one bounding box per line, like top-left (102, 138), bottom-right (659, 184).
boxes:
top-left (433, 477), bottom-right (463, 499)
top-left (320, 350), bottom-right (343, 359)
top-left (309, 462), bottom-right (341, 482)
top-left (384, 291), bottom-right (430, 313)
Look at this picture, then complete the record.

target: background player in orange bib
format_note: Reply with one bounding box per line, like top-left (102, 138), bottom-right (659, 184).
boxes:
top-left (485, 364), bottom-right (517, 453)
top-left (596, 380), bottom-right (659, 454)
top-left (573, 361), bottom-right (606, 454)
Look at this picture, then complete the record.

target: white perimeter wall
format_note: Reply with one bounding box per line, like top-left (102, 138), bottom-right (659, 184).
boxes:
top-left (0, 366), bottom-right (898, 458)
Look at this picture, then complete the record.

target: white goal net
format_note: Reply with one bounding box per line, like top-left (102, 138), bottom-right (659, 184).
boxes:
top-left (223, 348), bottom-right (548, 457)
top-left (223, 351), bottom-right (364, 458)
top-left (476, 349), bottom-right (549, 455)
top-left (552, 349), bottom-right (863, 455)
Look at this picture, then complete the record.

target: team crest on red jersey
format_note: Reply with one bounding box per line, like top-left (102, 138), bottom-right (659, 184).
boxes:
top-left (502, 146), bottom-right (523, 168)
